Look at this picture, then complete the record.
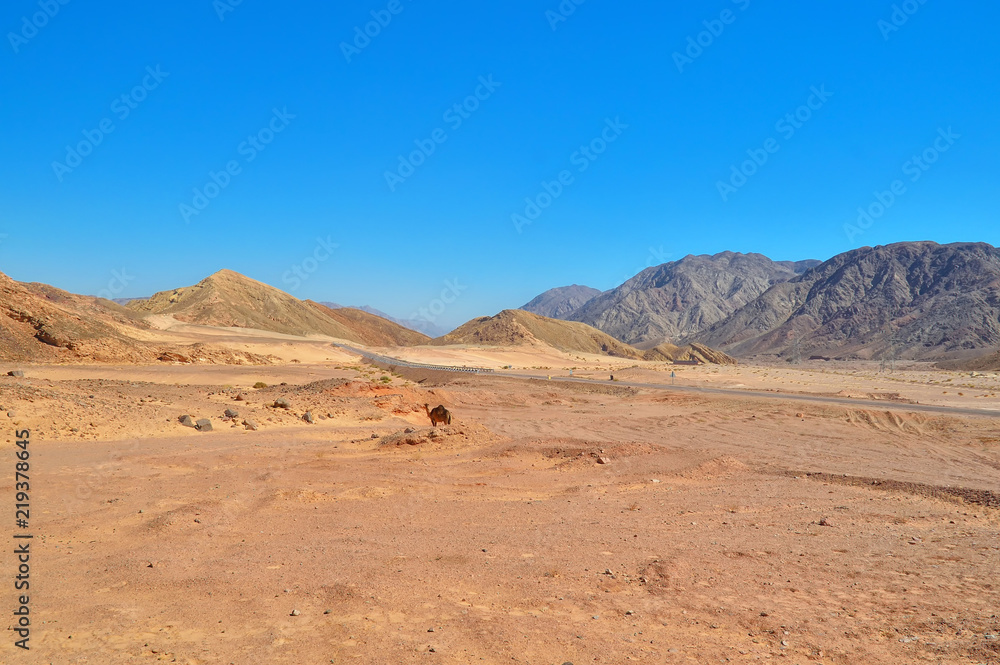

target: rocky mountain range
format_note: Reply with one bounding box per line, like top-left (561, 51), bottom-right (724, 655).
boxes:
top-left (565, 252), bottom-right (820, 348)
top-left (695, 241), bottom-right (1000, 361)
top-left (525, 242), bottom-right (1000, 362)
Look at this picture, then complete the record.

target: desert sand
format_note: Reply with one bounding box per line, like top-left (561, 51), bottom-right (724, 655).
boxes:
top-left (2, 330), bottom-right (999, 664)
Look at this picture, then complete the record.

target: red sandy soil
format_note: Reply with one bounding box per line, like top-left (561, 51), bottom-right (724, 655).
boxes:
top-left (1, 361), bottom-right (999, 664)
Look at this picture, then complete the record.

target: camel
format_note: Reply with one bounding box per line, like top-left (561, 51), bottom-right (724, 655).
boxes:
top-left (423, 403), bottom-right (452, 426)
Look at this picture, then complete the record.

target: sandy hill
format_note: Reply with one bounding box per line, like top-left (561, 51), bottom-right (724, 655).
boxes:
top-left (697, 242), bottom-right (1000, 361)
top-left (521, 285), bottom-right (602, 319)
top-left (433, 310), bottom-right (645, 359)
top-left (570, 252), bottom-right (820, 348)
top-left (0, 271), bottom-right (155, 362)
top-left (643, 342), bottom-right (738, 365)
top-left (128, 270), bottom-right (428, 346)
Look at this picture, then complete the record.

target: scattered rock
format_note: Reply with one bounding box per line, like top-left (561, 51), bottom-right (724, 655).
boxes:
top-left (795, 412), bottom-right (805, 419)
top-left (224, 408), bottom-right (240, 420)
top-left (273, 398), bottom-right (291, 409)
top-left (324, 609), bottom-right (332, 615)
top-left (290, 609), bottom-right (300, 617)
top-left (303, 411), bottom-right (315, 424)
top-left (242, 419), bottom-right (259, 431)
top-left (195, 418), bottom-right (213, 432)
top-left (7, 370), bottom-right (24, 377)
top-left (404, 427), bottom-right (416, 434)
top-left (7, 411), bottom-right (16, 418)
top-left (179, 415), bottom-right (196, 428)
top-left (234, 394), bottom-right (245, 401)
top-left (818, 517), bottom-right (832, 527)
top-left (371, 433), bottom-right (379, 439)
top-left (596, 457), bottom-right (610, 465)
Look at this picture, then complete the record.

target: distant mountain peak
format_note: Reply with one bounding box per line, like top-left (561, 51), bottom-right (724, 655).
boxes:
top-left (521, 285), bottom-right (602, 320)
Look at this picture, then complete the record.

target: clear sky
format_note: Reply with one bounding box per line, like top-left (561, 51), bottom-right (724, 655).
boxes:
top-left (2, 1), bottom-right (997, 330)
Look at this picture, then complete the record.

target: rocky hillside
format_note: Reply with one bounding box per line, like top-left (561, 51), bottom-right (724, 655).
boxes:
top-left (0, 272), bottom-right (154, 362)
top-left (570, 252), bottom-right (819, 348)
top-left (696, 242), bottom-right (1000, 361)
top-left (128, 270), bottom-right (429, 346)
top-left (521, 285), bottom-right (602, 319)
top-left (433, 309), bottom-right (644, 359)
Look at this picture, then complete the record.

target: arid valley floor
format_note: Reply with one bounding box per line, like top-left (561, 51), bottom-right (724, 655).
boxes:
top-left (2, 340), bottom-right (1000, 664)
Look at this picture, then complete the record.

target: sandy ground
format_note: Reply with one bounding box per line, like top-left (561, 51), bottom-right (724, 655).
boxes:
top-left (2, 347), bottom-right (1000, 664)
top-left (393, 344), bottom-right (1000, 411)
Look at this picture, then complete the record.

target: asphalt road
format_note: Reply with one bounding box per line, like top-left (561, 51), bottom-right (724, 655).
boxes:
top-left (336, 344), bottom-right (1000, 420)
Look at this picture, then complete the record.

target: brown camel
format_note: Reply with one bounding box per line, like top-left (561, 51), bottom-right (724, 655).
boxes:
top-left (423, 403), bottom-right (452, 426)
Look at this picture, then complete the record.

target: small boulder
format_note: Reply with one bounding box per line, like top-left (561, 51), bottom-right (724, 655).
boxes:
top-left (7, 370), bottom-right (24, 378)
top-left (234, 394), bottom-right (246, 401)
top-left (596, 457), bottom-right (610, 465)
top-left (179, 415), bottom-right (196, 428)
top-left (195, 418), bottom-right (213, 432)
top-left (290, 609), bottom-right (300, 617)
top-left (224, 408), bottom-right (240, 420)
top-left (303, 411), bottom-right (315, 424)
top-left (242, 419), bottom-right (259, 431)
top-left (404, 427), bottom-right (415, 434)
top-left (273, 398), bottom-right (291, 409)
top-left (7, 410), bottom-right (16, 418)
top-left (371, 433), bottom-right (379, 439)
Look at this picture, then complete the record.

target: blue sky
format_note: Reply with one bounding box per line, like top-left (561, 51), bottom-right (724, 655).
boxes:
top-left (2, 1), bottom-right (997, 330)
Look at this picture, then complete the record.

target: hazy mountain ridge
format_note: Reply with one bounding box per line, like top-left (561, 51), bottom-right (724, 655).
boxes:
top-left (319, 302), bottom-right (447, 338)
